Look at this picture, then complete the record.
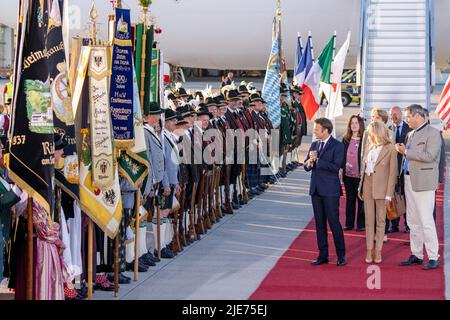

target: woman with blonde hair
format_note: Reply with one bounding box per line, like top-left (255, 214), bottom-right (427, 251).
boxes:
top-left (358, 121), bottom-right (397, 263)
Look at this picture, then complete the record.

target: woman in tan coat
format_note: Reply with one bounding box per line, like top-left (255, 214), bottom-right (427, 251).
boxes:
top-left (358, 121), bottom-right (397, 264)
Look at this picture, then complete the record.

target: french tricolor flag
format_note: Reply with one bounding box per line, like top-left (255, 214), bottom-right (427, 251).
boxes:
top-left (294, 36), bottom-right (313, 87)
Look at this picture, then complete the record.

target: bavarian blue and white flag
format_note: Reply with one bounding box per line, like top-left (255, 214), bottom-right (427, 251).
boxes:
top-left (262, 18), bottom-right (281, 128)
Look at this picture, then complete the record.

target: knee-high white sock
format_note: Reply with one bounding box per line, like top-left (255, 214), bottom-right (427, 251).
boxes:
top-left (166, 219), bottom-right (174, 247)
top-left (287, 152), bottom-right (292, 164)
top-left (152, 218), bottom-right (167, 252)
top-left (138, 225), bottom-right (148, 258)
top-left (125, 241), bottom-right (135, 263)
top-left (184, 211), bottom-right (189, 236)
top-left (152, 221), bottom-right (158, 253)
top-left (161, 219), bottom-right (168, 248)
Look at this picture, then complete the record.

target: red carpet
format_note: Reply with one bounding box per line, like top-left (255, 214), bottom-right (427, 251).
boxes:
top-left (250, 182), bottom-right (446, 300)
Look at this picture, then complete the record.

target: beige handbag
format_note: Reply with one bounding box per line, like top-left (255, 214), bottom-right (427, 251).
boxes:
top-left (394, 192), bottom-right (406, 216)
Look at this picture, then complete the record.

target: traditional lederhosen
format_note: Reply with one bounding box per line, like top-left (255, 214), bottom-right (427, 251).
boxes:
top-left (224, 108), bottom-right (245, 207)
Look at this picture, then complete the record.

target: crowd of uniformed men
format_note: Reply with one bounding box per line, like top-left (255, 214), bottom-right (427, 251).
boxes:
top-left (112, 80), bottom-right (308, 284)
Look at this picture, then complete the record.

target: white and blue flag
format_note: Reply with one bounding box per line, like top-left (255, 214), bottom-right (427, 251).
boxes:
top-left (262, 18), bottom-right (281, 128)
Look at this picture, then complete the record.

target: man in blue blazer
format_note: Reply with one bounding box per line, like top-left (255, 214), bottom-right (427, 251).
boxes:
top-left (304, 118), bottom-right (346, 266)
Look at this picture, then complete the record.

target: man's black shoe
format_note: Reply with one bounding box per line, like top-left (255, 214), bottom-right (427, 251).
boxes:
top-left (259, 183), bottom-right (268, 190)
top-left (121, 273), bottom-right (131, 281)
top-left (344, 226), bottom-right (353, 231)
top-left (168, 245), bottom-right (178, 256)
top-left (423, 260), bottom-right (440, 270)
top-left (253, 188), bottom-right (263, 195)
top-left (144, 251), bottom-right (160, 263)
top-left (154, 248), bottom-right (175, 259)
top-left (139, 255), bottom-right (156, 267)
top-left (126, 261), bottom-right (148, 272)
top-left (311, 257), bottom-right (329, 266)
top-left (107, 273), bottom-right (131, 284)
top-left (239, 198), bottom-right (248, 205)
top-left (399, 255), bottom-right (423, 266)
top-left (387, 227), bottom-right (399, 233)
top-left (356, 227), bottom-right (366, 232)
top-left (337, 258), bottom-right (347, 266)
top-left (221, 205), bottom-right (233, 215)
top-left (232, 202), bottom-right (239, 210)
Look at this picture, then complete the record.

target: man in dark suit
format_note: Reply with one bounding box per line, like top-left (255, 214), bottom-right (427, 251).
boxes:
top-left (304, 118), bottom-right (346, 266)
top-left (388, 106), bottom-right (412, 233)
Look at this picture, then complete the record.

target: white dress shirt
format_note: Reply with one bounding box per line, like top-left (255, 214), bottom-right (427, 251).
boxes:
top-left (365, 145), bottom-right (382, 176)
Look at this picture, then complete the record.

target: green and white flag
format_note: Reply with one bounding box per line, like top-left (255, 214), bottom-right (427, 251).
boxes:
top-left (117, 63), bottom-right (150, 187)
top-left (322, 32), bottom-right (351, 119)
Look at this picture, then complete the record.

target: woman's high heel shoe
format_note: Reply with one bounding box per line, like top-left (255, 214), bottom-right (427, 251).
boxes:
top-left (365, 250), bottom-right (373, 264)
top-left (374, 250), bottom-right (382, 264)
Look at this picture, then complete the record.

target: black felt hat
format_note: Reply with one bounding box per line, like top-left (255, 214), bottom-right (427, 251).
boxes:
top-left (165, 108), bottom-right (178, 121)
top-left (176, 87), bottom-right (189, 97)
top-left (238, 84), bottom-right (249, 95)
top-left (177, 105), bottom-right (195, 118)
top-left (226, 89), bottom-right (241, 101)
top-left (205, 97), bottom-right (217, 107)
top-left (196, 105), bottom-right (213, 119)
top-left (146, 102), bottom-right (164, 115)
top-left (280, 82), bottom-right (289, 94)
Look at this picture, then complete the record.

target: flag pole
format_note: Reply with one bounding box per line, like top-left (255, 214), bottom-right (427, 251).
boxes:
top-left (134, 189), bottom-right (141, 281)
top-left (87, 219), bottom-right (93, 300)
top-left (26, 197), bottom-right (33, 300)
top-left (139, 4), bottom-right (148, 107)
top-left (87, 4), bottom-right (98, 301)
top-left (111, 0), bottom-right (120, 297)
top-left (328, 31), bottom-right (337, 136)
top-left (114, 233), bottom-right (119, 297)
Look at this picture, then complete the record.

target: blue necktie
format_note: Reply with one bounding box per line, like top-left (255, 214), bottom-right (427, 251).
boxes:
top-left (396, 125), bottom-right (401, 143)
top-left (318, 142), bottom-right (324, 155)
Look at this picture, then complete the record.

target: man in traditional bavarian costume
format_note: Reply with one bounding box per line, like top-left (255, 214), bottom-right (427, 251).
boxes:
top-left (205, 98), bottom-right (222, 222)
top-left (279, 83), bottom-right (292, 178)
top-left (162, 109), bottom-right (183, 253)
top-left (259, 98), bottom-right (277, 184)
top-left (291, 85), bottom-right (307, 166)
top-left (143, 102), bottom-right (175, 259)
top-left (214, 95), bottom-right (231, 215)
top-left (176, 105), bottom-right (200, 242)
top-left (223, 87), bottom-right (246, 211)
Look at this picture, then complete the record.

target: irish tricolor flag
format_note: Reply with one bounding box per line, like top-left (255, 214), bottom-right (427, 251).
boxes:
top-left (301, 36), bottom-right (335, 120)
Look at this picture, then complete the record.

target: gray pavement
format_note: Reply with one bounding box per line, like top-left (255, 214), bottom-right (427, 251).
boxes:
top-left (94, 143), bottom-right (314, 300)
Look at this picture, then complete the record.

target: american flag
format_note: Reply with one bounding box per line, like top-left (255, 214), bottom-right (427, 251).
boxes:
top-left (436, 76), bottom-right (450, 129)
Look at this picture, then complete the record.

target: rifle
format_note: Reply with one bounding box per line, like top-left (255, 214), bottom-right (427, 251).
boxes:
top-left (196, 174), bottom-right (206, 235)
top-left (208, 167), bottom-right (216, 224)
top-left (172, 191), bottom-right (182, 253)
top-left (215, 166), bottom-right (223, 219)
top-left (189, 182), bottom-right (197, 241)
top-left (178, 188), bottom-right (187, 247)
top-left (155, 192), bottom-right (161, 259)
top-left (241, 161), bottom-right (249, 202)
